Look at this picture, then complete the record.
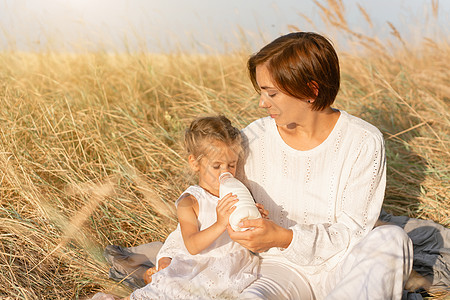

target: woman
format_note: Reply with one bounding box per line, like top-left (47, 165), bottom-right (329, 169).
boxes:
top-left (155, 32), bottom-right (413, 299)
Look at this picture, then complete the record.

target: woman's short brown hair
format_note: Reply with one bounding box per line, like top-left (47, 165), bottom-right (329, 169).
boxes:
top-left (248, 32), bottom-right (340, 111)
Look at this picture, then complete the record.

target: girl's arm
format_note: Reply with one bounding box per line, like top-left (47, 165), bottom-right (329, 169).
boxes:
top-left (177, 193), bottom-right (238, 255)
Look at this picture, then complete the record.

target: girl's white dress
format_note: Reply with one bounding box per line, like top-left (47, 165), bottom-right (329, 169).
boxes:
top-left (130, 185), bottom-right (259, 300)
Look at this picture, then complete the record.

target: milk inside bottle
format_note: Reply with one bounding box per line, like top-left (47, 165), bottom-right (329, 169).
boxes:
top-left (219, 172), bottom-right (261, 231)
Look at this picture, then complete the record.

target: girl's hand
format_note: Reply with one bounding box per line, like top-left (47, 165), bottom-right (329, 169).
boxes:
top-left (255, 203), bottom-right (269, 219)
top-left (157, 257), bottom-right (172, 271)
top-left (216, 193), bottom-right (238, 229)
top-left (227, 218), bottom-right (293, 253)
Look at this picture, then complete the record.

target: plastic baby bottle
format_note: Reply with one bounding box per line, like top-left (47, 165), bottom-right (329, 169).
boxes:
top-left (219, 172), bottom-right (261, 231)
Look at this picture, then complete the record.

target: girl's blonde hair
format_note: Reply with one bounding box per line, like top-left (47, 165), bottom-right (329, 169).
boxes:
top-left (184, 115), bottom-right (242, 159)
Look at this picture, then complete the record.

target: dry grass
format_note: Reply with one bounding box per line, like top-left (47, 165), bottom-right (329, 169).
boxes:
top-left (0, 2), bottom-right (449, 299)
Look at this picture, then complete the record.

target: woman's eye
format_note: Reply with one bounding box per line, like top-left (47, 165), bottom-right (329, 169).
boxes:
top-left (268, 93), bottom-right (277, 98)
top-left (213, 165), bottom-right (220, 169)
top-left (229, 165), bottom-right (236, 169)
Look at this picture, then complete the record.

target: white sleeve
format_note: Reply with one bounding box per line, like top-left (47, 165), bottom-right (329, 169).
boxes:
top-left (281, 134), bottom-right (386, 267)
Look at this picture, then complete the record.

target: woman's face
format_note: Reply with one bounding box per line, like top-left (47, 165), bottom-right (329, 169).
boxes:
top-left (255, 64), bottom-right (309, 127)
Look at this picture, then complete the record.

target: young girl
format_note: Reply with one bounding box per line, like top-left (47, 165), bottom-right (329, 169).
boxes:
top-left (129, 115), bottom-right (263, 300)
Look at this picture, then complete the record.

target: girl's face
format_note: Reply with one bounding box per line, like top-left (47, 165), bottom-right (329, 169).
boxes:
top-left (255, 64), bottom-right (310, 127)
top-left (189, 140), bottom-right (240, 197)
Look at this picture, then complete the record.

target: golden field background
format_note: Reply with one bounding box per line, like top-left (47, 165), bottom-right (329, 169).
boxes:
top-left (0, 2), bottom-right (449, 299)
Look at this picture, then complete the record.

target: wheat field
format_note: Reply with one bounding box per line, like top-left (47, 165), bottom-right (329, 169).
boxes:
top-left (0, 2), bottom-right (449, 300)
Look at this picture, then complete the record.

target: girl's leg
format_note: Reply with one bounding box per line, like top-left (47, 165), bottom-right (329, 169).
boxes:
top-left (325, 225), bottom-right (413, 300)
top-left (240, 257), bottom-right (314, 300)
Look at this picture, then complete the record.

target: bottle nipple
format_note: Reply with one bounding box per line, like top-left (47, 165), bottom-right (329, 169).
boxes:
top-left (219, 172), bottom-right (233, 184)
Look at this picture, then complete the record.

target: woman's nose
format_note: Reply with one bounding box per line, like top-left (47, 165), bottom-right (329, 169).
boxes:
top-left (259, 94), bottom-right (270, 108)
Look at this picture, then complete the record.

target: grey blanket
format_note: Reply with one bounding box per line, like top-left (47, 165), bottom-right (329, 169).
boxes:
top-left (104, 212), bottom-right (450, 297)
top-left (379, 210), bottom-right (450, 295)
top-left (103, 242), bottom-right (162, 290)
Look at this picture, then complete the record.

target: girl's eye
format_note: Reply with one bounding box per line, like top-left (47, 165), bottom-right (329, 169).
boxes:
top-left (229, 164), bottom-right (236, 169)
top-left (213, 165), bottom-right (220, 169)
top-left (268, 93), bottom-right (277, 98)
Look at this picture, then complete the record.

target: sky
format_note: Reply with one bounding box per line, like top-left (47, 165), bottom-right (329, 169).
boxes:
top-left (0, 0), bottom-right (449, 53)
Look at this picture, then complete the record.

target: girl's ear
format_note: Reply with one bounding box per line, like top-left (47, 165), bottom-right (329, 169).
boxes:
top-left (188, 154), bottom-right (200, 172)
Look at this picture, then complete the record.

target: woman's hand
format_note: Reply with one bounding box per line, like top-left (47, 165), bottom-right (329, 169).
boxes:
top-left (227, 218), bottom-right (293, 253)
top-left (216, 193), bottom-right (238, 229)
top-left (157, 257), bottom-right (172, 271)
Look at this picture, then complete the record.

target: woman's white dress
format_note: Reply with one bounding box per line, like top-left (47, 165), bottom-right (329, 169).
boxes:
top-left (158, 110), bottom-right (413, 299)
top-left (130, 185), bottom-right (259, 300)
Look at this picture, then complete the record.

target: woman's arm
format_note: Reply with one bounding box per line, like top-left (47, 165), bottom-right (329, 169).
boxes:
top-left (178, 193), bottom-right (238, 255)
top-left (286, 135), bottom-right (386, 266)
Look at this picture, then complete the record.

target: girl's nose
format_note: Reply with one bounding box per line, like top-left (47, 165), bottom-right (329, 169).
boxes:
top-left (221, 167), bottom-right (230, 174)
top-left (220, 165), bottom-right (234, 176)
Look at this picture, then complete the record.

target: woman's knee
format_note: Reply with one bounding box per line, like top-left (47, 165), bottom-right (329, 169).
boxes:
top-left (371, 224), bottom-right (410, 246)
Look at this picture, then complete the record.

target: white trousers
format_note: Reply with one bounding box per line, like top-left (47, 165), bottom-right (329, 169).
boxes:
top-left (240, 225), bottom-right (413, 300)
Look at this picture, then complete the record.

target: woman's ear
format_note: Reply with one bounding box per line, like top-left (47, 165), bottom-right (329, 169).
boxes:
top-left (307, 81), bottom-right (319, 100)
top-left (188, 154), bottom-right (200, 172)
